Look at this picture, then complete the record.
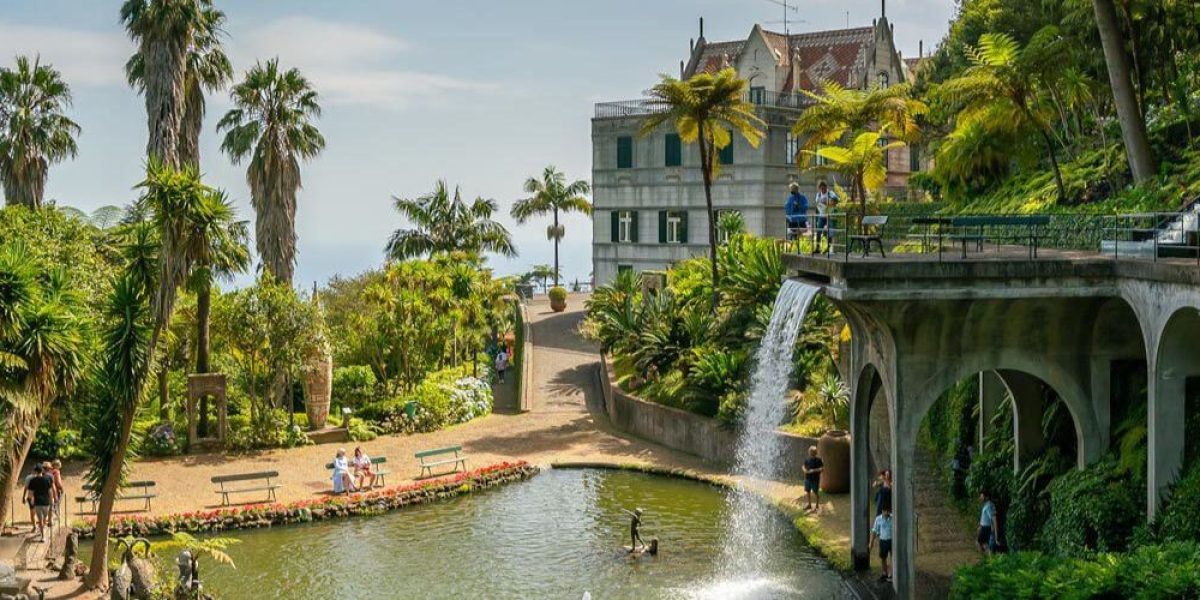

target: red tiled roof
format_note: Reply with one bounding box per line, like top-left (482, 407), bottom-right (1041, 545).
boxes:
top-left (689, 26), bottom-right (875, 93)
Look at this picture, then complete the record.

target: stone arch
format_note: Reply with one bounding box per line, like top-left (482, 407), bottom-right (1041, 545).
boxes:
top-left (1149, 305), bottom-right (1200, 511)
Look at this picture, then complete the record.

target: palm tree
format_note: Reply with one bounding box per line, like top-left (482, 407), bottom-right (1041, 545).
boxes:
top-left (790, 81), bottom-right (925, 164)
top-left (0, 56), bottom-right (80, 208)
top-left (528, 264), bottom-right (557, 293)
top-left (188, 190), bottom-right (248, 435)
top-left (218, 58), bottom-right (325, 285)
top-left (511, 166), bottom-right (591, 288)
top-left (86, 161), bottom-right (218, 589)
top-left (126, 0), bottom-right (231, 168)
top-left (386, 180), bottom-right (516, 261)
top-left (805, 130), bottom-right (904, 221)
top-left (1091, 0), bottom-right (1156, 182)
top-left (937, 32), bottom-right (1067, 202)
top-left (0, 247), bottom-right (87, 536)
top-left (121, 0), bottom-right (209, 166)
top-left (638, 68), bottom-right (764, 309)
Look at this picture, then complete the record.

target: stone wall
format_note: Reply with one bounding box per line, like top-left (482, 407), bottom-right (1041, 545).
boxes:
top-left (597, 354), bottom-right (818, 479)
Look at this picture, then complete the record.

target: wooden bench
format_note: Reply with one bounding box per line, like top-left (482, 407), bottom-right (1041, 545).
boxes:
top-left (211, 471), bottom-right (281, 506)
top-left (75, 480), bottom-right (156, 514)
top-left (949, 215), bottom-right (1050, 259)
top-left (848, 215), bottom-right (888, 257)
top-left (415, 446), bottom-right (468, 478)
top-left (324, 456), bottom-right (392, 488)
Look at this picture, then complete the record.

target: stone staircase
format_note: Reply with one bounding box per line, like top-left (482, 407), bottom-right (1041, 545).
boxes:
top-left (913, 446), bottom-right (978, 598)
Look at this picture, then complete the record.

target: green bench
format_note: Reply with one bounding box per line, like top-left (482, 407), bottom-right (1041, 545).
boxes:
top-left (75, 480), bottom-right (156, 514)
top-left (416, 445), bottom-right (468, 478)
top-left (324, 456), bottom-right (392, 488)
top-left (949, 215), bottom-right (1051, 259)
top-left (211, 471), bottom-right (281, 506)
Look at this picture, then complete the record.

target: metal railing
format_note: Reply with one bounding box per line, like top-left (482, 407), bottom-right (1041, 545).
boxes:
top-left (595, 90), bottom-right (813, 119)
top-left (776, 209), bottom-right (1200, 265)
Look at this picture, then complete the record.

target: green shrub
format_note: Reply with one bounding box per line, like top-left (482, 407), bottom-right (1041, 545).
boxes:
top-left (1042, 459), bottom-right (1144, 555)
top-left (360, 365), bottom-right (492, 434)
top-left (1145, 461), bottom-right (1200, 544)
top-left (30, 427), bottom-right (87, 461)
top-left (548, 286), bottom-right (567, 303)
top-left (332, 365), bottom-right (378, 408)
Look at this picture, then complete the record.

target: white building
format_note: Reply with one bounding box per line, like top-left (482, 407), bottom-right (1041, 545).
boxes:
top-left (591, 10), bottom-right (920, 286)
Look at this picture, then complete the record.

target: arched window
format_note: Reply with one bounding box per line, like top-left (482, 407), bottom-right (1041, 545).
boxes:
top-left (878, 71), bottom-right (890, 89)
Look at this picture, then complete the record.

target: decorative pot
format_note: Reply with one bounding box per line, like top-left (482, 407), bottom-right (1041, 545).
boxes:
top-left (550, 296), bottom-right (567, 312)
top-left (304, 352), bottom-right (333, 430)
top-left (818, 430), bottom-right (851, 493)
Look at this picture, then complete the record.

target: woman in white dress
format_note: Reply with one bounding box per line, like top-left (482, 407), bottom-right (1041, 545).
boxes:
top-left (332, 448), bottom-right (356, 494)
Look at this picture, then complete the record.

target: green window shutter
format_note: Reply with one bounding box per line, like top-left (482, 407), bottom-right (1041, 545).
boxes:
top-left (679, 211), bottom-right (689, 243)
top-left (611, 211), bottom-right (619, 242)
top-left (630, 211), bottom-right (639, 243)
top-left (658, 211), bottom-right (667, 243)
top-left (665, 134), bottom-right (681, 167)
top-left (617, 136), bottom-right (633, 169)
top-left (719, 134), bottom-right (734, 165)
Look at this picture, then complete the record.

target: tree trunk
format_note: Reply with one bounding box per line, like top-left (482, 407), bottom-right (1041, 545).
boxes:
top-left (697, 120), bottom-right (719, 311)
top-left (552, 208), bottom-right (560, 288)
top-left (157, 367), bottom-right (170, 421)
top-left (0, 411), bottom-right (43, 532)
top-left (84, 406), bottom-right (138, 590)
top-left (142, 38), bottom-right (189, 168)
top-left (1093, 0), bottom-right (1156, 182)
top-left (196, 279), bottom-right (212, 437)
top-left (1038, 128), bottom-right (1069, 203)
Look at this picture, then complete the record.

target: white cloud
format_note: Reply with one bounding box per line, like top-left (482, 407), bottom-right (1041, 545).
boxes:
top-left (0, 22), bottom-right (131, 88)
top-left (232, 16), bottom-right (493, 110)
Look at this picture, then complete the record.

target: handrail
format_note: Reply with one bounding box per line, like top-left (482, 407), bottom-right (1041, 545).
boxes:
top-left (596, 89), bottom-right (813, 118)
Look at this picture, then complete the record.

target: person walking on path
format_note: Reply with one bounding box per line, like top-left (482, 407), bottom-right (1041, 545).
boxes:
top-left (23, 465), bottom-right (56, 542)
top-left (870, 506), bottom-right (894, 582)
top-left (874, 468), bottom-right (893, 516)
top-left (802, 446), bottom-right (824, 510)
top-left (494, 349), bottom-right (509, 383)
top-left (977, 490), bottom-right (1000, 556)
top-left (813, 181), bottom-right (839, 254)
top-left (46, 461), bottom-right (64, 525)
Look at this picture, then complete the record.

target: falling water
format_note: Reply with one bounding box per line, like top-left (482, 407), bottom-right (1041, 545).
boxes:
top-left (715, 279), bottom-right (821, 594)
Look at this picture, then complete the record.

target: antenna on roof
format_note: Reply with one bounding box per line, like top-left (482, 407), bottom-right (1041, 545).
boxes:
top-left (761, 0), bottom-right (798, 35)
top-left (846, 11), bottom-right (850, 28)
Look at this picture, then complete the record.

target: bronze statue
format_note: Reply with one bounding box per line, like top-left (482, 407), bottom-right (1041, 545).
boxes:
top-left (623, 508), bottom-right (645, 553)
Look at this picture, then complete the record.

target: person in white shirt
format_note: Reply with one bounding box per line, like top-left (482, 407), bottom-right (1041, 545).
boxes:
top-left (352, 447), bottom-right (376, 489)
top-left (869, 506), bottom-right (894, 582)
top-left (331, 448), bottom-right (356, 494)
top-left (814, 181), bottom-right (839, 254)
top-left (495, 349), bottom-right (509, 383)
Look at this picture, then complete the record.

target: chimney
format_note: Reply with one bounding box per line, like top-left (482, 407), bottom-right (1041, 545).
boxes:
top-left (690, 38), bottom-right (694, 52)
top-left (919, 40), bottom-right (924, 58)
top-left (700, 17), bottom-right (704, 38)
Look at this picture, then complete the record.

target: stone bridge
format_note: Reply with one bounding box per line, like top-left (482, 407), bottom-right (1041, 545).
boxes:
top-left (784, 251), bottom-right (1200, 599)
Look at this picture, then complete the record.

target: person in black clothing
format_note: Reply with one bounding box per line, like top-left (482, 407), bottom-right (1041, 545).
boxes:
top-left (874, 468), bottom-right (893, 515)
top-left (802, 447), bottom-right (824, 510)
top-left (23, 464), bottom-right (56, 541)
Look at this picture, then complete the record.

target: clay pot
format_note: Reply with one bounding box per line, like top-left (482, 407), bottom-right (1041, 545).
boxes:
top-left (818, 430), bottom-right (851, 493)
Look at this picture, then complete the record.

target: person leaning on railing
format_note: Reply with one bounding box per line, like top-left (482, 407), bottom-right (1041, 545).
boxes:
top-left (814, 181), bottom-right (839, 254)
top-left (785, 183), bottom-right (809, 240)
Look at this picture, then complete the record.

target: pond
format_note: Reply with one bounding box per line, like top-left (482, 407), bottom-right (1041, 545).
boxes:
top-left (148, 469), bottom-right (850, 599)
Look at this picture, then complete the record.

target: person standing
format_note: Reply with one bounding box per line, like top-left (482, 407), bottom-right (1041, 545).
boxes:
top-left (494, 349), bottom-right (509, 383)
top-left (46, 461), bottom-right (64, 525)
top-left (814, 181), bottom-right (839, 254)
top-left (23, 465), bottom-right (56, 542)
top-left (869, 506), bottom-right (894, 582)
top-left (802, 446), bottom-right (824, 510)
top-left (785, 182), bottom-right (809, 239)
top-left (874, 469), bottom-right (893, 516)
top-left (977, 490), bottom-right (1000, 555)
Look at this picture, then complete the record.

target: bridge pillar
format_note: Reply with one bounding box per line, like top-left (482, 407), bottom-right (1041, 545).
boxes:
top-left (1147, 306), bottom-right (1200, 516)
top-left (999, 370), bottom-right (1047, 472)
top-left (978, 370), bottom-right (1008, 451)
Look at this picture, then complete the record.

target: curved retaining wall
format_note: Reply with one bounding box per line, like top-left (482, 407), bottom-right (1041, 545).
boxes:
top-left (597, 354), bottom-right (818, 479)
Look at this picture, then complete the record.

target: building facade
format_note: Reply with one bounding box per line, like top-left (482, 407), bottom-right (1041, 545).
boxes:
top-left (591, 11), bottom-right (918, 285)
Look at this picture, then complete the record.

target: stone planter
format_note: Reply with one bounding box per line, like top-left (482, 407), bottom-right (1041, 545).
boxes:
top-left (550, 296), bottom-right (567, 312)
top-left (818, 430), bottom-right (851, 493)
top-left (304, 353), bottom-right (333, 430)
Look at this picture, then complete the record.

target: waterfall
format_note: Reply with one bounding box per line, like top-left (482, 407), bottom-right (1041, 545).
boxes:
top-left (718, 279), bottom-right (821, 586)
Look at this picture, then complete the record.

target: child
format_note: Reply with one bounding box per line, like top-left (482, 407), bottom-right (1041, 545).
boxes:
top-left (801, 446), bottom-right (824, 510)
top-left (977, 491), bottom-right (999, 555)
top-left (869, 506), bottom-right (894, 582)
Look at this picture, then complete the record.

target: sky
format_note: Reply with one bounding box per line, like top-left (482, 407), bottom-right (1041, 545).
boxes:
top-left (1, 0), bottom-right (956, 289)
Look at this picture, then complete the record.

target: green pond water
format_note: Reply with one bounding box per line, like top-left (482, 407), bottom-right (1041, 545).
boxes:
top-left (101, 469), bottom-right (850, 599)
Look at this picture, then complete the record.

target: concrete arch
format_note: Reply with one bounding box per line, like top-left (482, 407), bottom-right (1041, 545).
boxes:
top-left (1149, 305), bottom-right (1200, 513)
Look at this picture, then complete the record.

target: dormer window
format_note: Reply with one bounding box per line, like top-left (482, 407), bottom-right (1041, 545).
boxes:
top-left (878, 71), bottom-right (890, 89)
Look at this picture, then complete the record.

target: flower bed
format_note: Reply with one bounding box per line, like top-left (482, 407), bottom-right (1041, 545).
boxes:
top-left (73, 461), bottom-right (538, 539)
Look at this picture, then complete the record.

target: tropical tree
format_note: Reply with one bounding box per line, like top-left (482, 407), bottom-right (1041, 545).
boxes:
top-left (511, 166), bottom-right (591, 288)
top-left (1090, 0), bottom-right (1156, 182)
top-left (187, 190), bottom-right (248, 435)
top-left (0, 247), bottom-right (87, 529)
top-left (805, 130), bottom-right (904, 222)
top-left (127, 0), bottom-right (231, 168)
top-left (790, 81), bottom-right (925, 162)
top-left (386, 180), bottom-right (515, 261)
top-left (85, 162), bottom-right (221, 589)
top-left (218, 58), bottom-right (325, 284)
top-left (528, 264), bottom-right (558, 293)
top-left (638, 68), bottom-right (764, 309)
top-left (121, 0), bottom-right (211, 166)
top-left (0, 56), bottom-right (80, 208)
top-left (936, 32), bottom-right (1068, 201)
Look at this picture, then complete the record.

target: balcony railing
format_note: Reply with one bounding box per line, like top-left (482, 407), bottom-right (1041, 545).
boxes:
top-left (595, 89), bottom-right (814, 119)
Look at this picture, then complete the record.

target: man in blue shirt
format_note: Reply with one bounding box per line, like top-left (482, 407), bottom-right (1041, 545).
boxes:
top-left (785, 182), bottom-right (808, 240)
top-left (870, 506), bottom-right (893, 582)
top-left (977, 490), bottom-right (999, 555)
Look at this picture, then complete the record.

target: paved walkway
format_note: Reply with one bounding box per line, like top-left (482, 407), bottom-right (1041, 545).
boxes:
top-left (5, 292), bottom-right (977, 598)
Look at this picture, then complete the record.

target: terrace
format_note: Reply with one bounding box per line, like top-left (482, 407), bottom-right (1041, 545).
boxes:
top-left (594, 89), bottom-right (813, 119)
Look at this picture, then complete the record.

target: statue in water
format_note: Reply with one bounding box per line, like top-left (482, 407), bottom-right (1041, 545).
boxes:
top-left (622, 508), bottom-right (658, 555)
